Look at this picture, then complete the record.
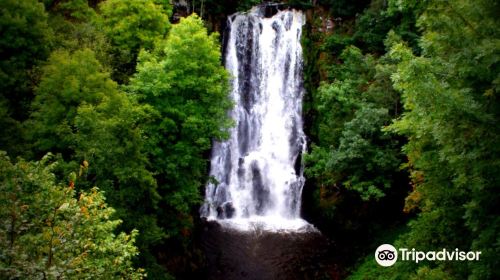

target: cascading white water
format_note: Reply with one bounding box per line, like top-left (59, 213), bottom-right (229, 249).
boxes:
top-left (201, 7), bottom-right (312, 231)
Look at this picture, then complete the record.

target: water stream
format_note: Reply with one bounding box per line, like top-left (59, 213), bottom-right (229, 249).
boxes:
top-left (201, 6), bottom-right (313, 232)
top-left (198, 7), bottom-right (332, 279)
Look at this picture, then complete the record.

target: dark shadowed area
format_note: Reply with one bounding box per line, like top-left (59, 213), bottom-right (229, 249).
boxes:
top-left (201, 221), bottom-right (338, 280)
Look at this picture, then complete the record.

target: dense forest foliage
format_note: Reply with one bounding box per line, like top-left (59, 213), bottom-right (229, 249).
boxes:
top-left (0, 0), bottom-right (498, 279)
top-left (302, 0), bottom-right (499, 279)
top-left (1, 0), bottom-right (230, 278)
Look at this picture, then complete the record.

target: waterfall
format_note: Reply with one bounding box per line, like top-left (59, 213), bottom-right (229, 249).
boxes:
top-left (201, 7), bottom-right (312, 231)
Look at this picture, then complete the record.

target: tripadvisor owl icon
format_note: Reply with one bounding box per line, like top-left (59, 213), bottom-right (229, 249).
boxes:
top-left (375, 244), bottom-right (398, 267)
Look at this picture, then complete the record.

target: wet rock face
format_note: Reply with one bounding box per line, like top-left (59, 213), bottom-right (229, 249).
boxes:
top-left (201, 221), bottom-right (332, 280)
top-left (217, 202), bottom-right (236, 219)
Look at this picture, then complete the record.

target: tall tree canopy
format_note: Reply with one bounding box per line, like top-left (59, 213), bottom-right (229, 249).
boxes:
top-left (130, 14), bottom-right (232, 238)
top-left (386, 0), bottom-right (500, 278)
top-left (0, 152), bottom-right (144, 279)
top-left (99, 0), bottom-right (172, 82)
top-left (347, 0), bottom-right (499, 279)
top-left (27, 47), bottom-right (164, 277)
top-left (29, 49), bottom-right (117, 154)
top-left (0, 0), bottom-right (53, 155)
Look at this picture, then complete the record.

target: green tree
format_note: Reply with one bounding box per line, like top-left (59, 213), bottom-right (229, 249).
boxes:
top-left (0, 0), bottom-right (53, 112)
top-left (0, 0), bottom-right (53, 155)
top-left (99, 0), bottom-right (172, 83)
top-left (357, 0), bottom-right (500, 279)
top-left (28, 49), bottom-right (117, 155)
top-left (0, 152), bottom-right (144, 279)
top-left (41, 0), bottom-right (112, 68)
top-left (306, 45), bottom-right (403, 202)
top-left (338, 1), bottom-right (499, 278)
top-left (303, 30), bottom-right (409, 269)
top-left (28, 48), bottom-right (165, 277)
top-left (42, 0), bottom-right (96, 22)
top-left (130, 14), bottom-right (232, 238)
top-left (74, 90), bottom-right (167, 275)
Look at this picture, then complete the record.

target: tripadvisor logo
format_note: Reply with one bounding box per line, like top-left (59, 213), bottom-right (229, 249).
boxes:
top-left (375, 244), bottom-right (398, 267)
top-left (375, 244), bottom-right (481, 267)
